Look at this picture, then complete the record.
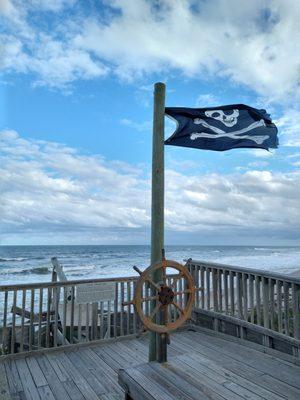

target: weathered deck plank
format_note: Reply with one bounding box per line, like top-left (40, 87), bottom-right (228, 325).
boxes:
top-left (1, 328), bottom-right (299, 400)
top-left (183, 330), bottom-right (300, 388)
top-left (0, 363), bottom-right (11, 400)
top-left (171, 330), bottom-right (300, 399)
top-left (4, 360), bottom-right (23, 395)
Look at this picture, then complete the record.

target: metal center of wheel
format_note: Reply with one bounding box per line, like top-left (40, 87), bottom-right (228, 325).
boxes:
top-left (158, 285), bottom-right (175, 306)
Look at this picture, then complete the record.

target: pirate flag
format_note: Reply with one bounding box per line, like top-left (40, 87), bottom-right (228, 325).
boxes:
top-left (165, 104), bottom-right (278, 151)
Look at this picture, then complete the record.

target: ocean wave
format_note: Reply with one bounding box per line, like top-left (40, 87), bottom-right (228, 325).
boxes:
top-left (0, 266), bottom-right (51, 275)
top-left (0, 256), bottom-right (45, 262)
top-left (254, 248), bottom-right (273, 251)
top-left (63, 265), bottom-right (97, 273)
top-left (29, 267), bottom-right (50, 274)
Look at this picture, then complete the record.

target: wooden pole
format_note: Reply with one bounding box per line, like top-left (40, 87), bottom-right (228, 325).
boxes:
top-left (149, 82), bottom-right (166, 362)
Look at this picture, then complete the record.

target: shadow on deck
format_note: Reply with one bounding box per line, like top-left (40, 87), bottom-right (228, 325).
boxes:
top-left (1, 327), bottom-right (300, 400)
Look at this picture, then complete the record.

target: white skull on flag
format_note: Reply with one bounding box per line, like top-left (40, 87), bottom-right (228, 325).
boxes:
top-left (204, 109), bottom-right (239, 127)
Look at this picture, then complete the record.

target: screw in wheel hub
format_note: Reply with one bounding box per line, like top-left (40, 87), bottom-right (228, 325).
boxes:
top-left (158, 285), bottom-right (175, 306)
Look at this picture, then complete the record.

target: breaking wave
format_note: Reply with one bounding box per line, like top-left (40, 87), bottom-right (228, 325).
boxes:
top-left (0, 266), bottom-right (51, 275)
top-left (0, 256), bottom-right (45, 262)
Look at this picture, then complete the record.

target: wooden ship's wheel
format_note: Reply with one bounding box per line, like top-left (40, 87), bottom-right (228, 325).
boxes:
top-left (124, 258), bottom-right (195, 335)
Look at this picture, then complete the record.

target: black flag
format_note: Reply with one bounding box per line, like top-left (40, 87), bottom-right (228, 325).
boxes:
top-left (165, 104), bottom-right (278, 152)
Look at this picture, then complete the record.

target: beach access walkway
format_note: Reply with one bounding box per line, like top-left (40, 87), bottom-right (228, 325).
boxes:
top-left (1, 326), bottom-right (300, 400)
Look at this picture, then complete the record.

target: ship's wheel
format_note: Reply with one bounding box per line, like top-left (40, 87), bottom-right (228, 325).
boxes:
top-left (124, 258), bottom-right (195, 334)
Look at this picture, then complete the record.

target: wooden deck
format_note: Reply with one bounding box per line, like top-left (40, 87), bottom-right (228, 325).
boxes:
top-left (1, 327), bottom-right (300, 400)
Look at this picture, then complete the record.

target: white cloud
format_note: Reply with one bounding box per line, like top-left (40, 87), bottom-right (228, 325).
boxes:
top-left (1, 0), bottom-right (300, 100)
top-left (195, 94), bottom-right (219, 108)
top-left (275, 109), bottom-right (300, 147)
top-left (165, 168), bottom-right (300, 240)
top-left (120, 118), bottom-right (152, 132)
top-left (247, 161), bottom-right (269, 168)
top-left (0, 130), bottom-right (150, 241)
top-left (1, 130), bottom-right (300, 244)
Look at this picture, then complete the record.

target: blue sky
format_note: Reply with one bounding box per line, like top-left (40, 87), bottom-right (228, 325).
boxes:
top-left (1, 0), bottom-right (300, 245)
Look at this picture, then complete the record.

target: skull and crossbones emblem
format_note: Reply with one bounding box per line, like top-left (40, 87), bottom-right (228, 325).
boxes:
top-left (191, 109), bottom-right (269, 144)
top-left (205, 109), bottom-right (239, 127)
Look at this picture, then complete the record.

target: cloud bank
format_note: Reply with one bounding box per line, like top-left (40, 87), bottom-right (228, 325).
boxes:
top-left (1, 0), bottom-right (300, 102)
top-left (1, 130), bottom-right (299, 244)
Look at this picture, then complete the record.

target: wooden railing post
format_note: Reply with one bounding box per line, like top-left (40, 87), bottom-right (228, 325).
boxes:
top-left (212, 269), bottom-right (218, 312)
top-left (292, 283), bottom-right (300, 340)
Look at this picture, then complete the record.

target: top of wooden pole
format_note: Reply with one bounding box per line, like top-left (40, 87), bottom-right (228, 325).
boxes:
top-left (154, 81), bottom-right (165, 89)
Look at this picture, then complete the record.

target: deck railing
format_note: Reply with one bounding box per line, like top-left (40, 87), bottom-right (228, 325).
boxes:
top-left (0, 274), bottom-right (143, 355)
top-left (187, 259), bottom-right (300, 340)
top-left (1, 258), bottom-right (300, 356)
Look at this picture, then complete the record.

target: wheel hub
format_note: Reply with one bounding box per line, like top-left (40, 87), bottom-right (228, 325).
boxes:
top-left (158, 285), bottom-right (175, 306)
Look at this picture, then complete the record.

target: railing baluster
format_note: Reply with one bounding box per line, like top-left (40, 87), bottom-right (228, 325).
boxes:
top-left (269, 278), bottom-right (275, 331)
top-left (206, 268), bottom-right (210, 310)
top-left (229, 271), bottom-right (234, 316)
top-left (20, 289), bottom-right (26, 352)
top-left (200, 266), bottom-right (205, 309)
top-left (2, 290), bottom-right (8, 353)
top-left (70, 286), bottom-right (75, 343)
top-left (292, 283), bottom-right (300, 339)
top-left (29, 288), bottom-right (35, 351)
top-left (237, 273), bottom-right (243, 319)
top-left (107, 300), bottom-right (111, 339)
top-left (194, 265), bottom-right (199, 307)
top-left (63, 286), bottom-right (68, 343)
top-left (212, 268), bottom-right (218, 312)
top-left (223, 270), bottom-right (228, 315)
top-left (178, 278), bottom-right (183, 308)
top-left (120, 282), bottom-right (124, 336)
top-left (78, 303), bottom-right (82, 342)
top-left (218, 269), bottom-right (222, 313)
top-left (255, 275), bottom-right (261, 326)
top-left (127, 281), bottom-right (131, 335)
top-left (242, 273), bottom-right (248, 321)
top-left (283, 281), bottom-right (289, 335)
top-left (100, 301), bottom-right (104, 339)
top-left (133, 282), bottom-right (137, 334)
top-left (11, 290), bottom-right (17, 354)
top-left (85, 303), bottom-right (90, 342)
top-left (53, 286), bottom-right (58, 348)
top-left (114, 282), bottom-right (118, 338)
top-left (263, 277), bottom-right (269, 329)
top-left (249, 275), bottom-right (254, 324)
top-left (38, 288), bottom-right (43, 349)
top-left (276, 279), bottom-right (282, 333)
top-left (46, 287), bottom-right (51, 348)
top-left (91, 302), bottom-right (98, 340)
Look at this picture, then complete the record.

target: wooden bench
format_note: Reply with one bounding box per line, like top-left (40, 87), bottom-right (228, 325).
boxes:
top-left (118, 359), bottom-right (219, 400)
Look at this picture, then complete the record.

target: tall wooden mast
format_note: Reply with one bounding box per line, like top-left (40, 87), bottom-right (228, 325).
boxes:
top-left (149, 82), bottom-right (166, 362)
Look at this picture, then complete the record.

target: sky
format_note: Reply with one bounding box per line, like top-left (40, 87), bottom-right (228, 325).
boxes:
top-left (0, 0), bottom-right (300, 245)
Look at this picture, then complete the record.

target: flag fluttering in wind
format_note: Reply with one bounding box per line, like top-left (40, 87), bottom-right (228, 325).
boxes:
top-left (165, 104), bottom-right (278, 151)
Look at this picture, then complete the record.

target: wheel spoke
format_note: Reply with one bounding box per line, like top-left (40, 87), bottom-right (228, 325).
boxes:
top-left (141, 295), bottom-right (159, 302)
top-left (145, 277), bottom-right (161, 291)
top-left (172, 301), bottom-right (186, 316)
top-left (162, 265), bottom-right (167, 285)
top-left (173, 289), bottom-right (192, 296)
top-left (149, 303), bottom-right (161, 320)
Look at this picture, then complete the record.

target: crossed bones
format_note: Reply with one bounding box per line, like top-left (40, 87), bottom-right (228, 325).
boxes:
top-left (190, 119), bottom-right (269, 145)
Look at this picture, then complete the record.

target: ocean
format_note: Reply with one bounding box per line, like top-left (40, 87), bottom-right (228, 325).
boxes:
top-left (0, 245), bottom-right (300, 286)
